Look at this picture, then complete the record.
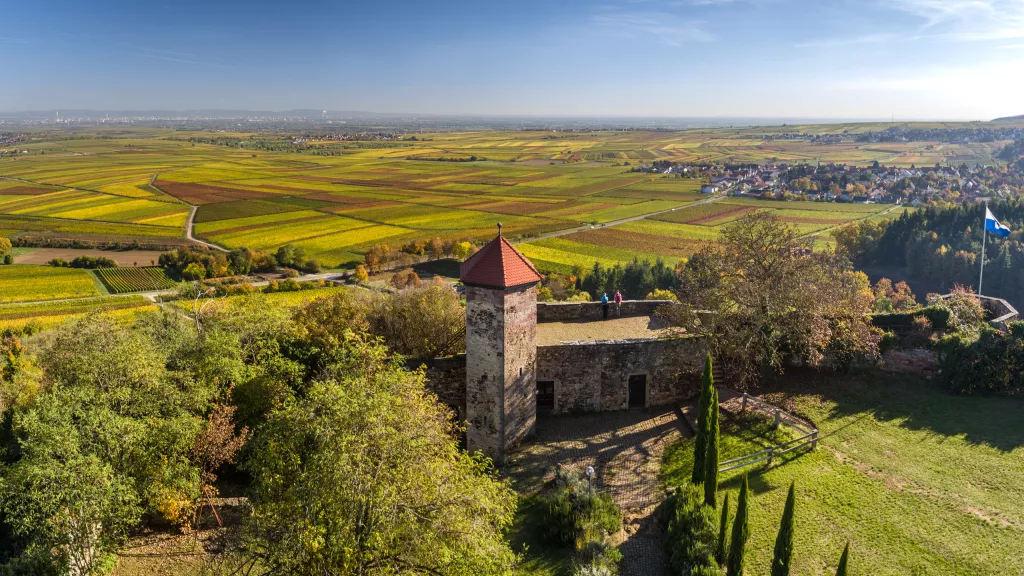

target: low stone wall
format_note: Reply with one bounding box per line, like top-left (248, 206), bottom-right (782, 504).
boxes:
top-left (537, 300), bottom-right (674, 323)
top-left (410, 355), bottom-right (467, 418)
top-left (879, 348), bottom-right (940, 374)
top-left (537, 337), bottom-right (704, 414)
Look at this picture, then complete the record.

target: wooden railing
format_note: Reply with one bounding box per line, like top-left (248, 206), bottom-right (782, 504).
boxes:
top-left (718, 393), bottom-right (819, 474)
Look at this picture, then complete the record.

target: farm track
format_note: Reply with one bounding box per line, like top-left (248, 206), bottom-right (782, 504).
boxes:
top-left (148, 175), bottom-right (230, 253)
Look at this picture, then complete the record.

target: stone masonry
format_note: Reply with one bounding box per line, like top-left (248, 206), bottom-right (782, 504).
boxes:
top-left (465, 284), bottom-right (537, 463)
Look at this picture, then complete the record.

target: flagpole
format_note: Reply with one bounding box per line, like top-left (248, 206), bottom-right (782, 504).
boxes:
top-left (979, 212), bottom-right (987, 296)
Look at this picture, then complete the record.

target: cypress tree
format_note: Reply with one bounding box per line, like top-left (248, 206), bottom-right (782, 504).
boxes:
top-left (715, 492), bottom-right (730, 565)
top-left (835, 543), bottom-right (850, 576)
top-left (692, 353), bottom-right (714, 485)
top-left (727, 476), bottom-right (750, 576)
top-left (703, 386), bottom-right (720, 507)
top-left (771, 482), bottom-right (796, 576)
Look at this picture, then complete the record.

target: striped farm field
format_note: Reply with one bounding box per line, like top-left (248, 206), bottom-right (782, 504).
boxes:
top-left (0, 265), bottom-right (101, 303)
top-left (95, 267), bottom-right (180, 294)
top-left (0, 297), bottom-right (157, 331)
top-left (650, 203), bottom-right (755, 225)
top-left (0, 295), bottom-right (153, 322)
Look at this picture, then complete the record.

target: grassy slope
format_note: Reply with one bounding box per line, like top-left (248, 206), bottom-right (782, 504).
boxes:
top-left (663, 373), bottom-right (1024, 575)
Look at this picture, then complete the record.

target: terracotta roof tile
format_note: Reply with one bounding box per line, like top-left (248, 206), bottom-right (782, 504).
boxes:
top-left (460, 235), bottom-right (543, 289)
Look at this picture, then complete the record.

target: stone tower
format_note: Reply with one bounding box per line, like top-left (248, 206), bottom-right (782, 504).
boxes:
top-left (459, 230), bottom-right (542, 464)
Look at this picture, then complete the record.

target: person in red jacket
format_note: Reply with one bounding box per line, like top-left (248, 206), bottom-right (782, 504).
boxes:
top-left (614, 290), bottom-right (623, 316)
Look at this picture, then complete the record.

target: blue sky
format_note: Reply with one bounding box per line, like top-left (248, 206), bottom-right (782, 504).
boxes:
top-left (3, 0), bottom-right (1024, 119)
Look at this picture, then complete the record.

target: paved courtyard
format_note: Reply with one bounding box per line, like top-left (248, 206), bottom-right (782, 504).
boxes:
top-left (507, 406), bottom-right (690, 576)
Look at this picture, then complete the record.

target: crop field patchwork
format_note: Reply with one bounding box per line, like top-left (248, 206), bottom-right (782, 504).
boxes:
top-left (0, 127), bottom-right (985, 273)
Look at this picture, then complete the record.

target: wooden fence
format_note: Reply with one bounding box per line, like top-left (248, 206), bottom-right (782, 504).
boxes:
top-left (718, 393), bottom-right (819, 474)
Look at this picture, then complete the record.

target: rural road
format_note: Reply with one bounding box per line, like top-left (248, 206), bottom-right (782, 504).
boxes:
top-left (523, 191), bottom-right (728, 244)
top-left (148, 174), bottom-right (230, 254)
top-left (183, 205), bottom-right (229, 253)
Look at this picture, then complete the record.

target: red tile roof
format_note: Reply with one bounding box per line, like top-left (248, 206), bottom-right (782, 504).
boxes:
top-left (460, 235), bottom-right (543, 289)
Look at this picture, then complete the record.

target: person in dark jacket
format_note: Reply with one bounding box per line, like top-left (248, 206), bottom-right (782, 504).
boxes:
top-left (601, 293), bottom-right (609, 320)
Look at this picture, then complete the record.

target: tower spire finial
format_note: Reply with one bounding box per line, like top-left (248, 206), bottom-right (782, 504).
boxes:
top-left (497, 222), bottom-right (503, 237)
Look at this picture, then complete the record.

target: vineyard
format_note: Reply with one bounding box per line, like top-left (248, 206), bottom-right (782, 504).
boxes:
top-left (95, 267), bottom-right (180, 293)
top-left (0, 265), bottom-right (100, 303)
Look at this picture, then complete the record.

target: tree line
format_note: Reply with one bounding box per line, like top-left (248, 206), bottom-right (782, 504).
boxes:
top-left (0, 281), bottom-right (485, 575)
top-left (833, 200), bottom-right (1024, 306)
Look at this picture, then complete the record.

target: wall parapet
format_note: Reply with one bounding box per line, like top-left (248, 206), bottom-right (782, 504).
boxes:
top-left (537, 300), bottom-right (675, 323)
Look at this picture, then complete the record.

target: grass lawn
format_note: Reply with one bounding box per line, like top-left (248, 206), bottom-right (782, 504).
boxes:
top-left (662, 372), bottom-right (1024, 575)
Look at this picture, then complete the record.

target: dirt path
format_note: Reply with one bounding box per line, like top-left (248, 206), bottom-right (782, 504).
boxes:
top-left (182, 204), bottom-right (229, 252)
top-left (507, 407), bottom-right (690, 576)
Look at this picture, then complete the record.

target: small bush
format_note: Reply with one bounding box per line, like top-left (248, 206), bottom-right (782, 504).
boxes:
top-left (920, 305), bottom-right (951, 332)
top-left (543, 467), bottom-right (621, 546)
top-left (665, 484), bottom-right (722, 576)
top-left (879, 331), bottom-right (900, 353)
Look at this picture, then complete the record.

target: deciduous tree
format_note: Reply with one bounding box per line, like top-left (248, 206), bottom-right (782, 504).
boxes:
top-left (228, 334), bottom-right (518, 576)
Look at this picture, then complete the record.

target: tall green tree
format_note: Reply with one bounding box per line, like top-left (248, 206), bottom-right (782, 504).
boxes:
top-left (771, 482), bottom-right (796, 576)
top-left (230, 334), bottom-right (519, 576)
top-left (715, 493), bottom-right (730, 565)
top-left (835, 543), bottom-right (850, 576)
top-left (692, 353), bottom-right (715, 485)
top-left (703, 386), bottom-right (720, 507)
top-left (727, 476), bottom-right (751, 576)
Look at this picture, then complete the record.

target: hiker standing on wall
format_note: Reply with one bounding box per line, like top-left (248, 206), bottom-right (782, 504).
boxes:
top-left (614, 290), bottom-right (623, 316)
top-left (601, 293), bottom-right (609, 320)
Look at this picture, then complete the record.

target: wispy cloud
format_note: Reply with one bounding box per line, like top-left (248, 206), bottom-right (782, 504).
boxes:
top-left (592, 11), bottom-right (715, 45)
top-left (800, 0), bottom-right (1024, 48)
top-left (0, 37), bottom-right (30, 44)
top-left (894, 0), bottom-right (1024, 40)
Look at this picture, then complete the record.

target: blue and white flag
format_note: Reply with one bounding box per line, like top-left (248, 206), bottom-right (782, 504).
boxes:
top-left (985, 207), bottom-right (1011, 238)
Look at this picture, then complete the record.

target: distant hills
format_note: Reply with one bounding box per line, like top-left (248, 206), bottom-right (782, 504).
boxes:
top-left (992, 114), bottom-right (1024, 122)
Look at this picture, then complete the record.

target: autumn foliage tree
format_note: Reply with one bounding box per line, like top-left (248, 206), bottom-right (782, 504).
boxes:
top-left (671, 212), bottom-right (879, 385)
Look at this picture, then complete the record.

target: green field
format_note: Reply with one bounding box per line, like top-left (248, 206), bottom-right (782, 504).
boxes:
top-left (0, 265), bottom-right (101, 303)
top-left (662, 373), bottom-right (1024, 575)
top-left (95, 267), bottom-right (180, 293)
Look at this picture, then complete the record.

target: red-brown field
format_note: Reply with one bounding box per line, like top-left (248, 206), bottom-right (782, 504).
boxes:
top-left (153, 180), bottom-right (274, 204)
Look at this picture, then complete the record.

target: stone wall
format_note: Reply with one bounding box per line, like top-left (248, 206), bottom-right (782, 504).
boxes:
top-left (411, 355), bottom-right (467, 418)
top-left (878, 348), bottom-right (940, 374)
top-left (536, 337), bottom-right (704, 414)
top-left (537, 300), bottom-right (674, 322)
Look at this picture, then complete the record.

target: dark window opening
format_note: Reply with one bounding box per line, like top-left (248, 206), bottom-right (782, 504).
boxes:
top-left (628, 375), bottom-right (647, 409)
top-left (537, 380), bottom-right (555, 413)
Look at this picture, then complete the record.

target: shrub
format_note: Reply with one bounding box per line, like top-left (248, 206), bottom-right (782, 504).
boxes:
top-left (301, 259), bottom-right (322, 274)
top-left (944, 285), bottom-right (985, 331)
top-left (920, 305), bottom-right (951, 332)
top-left (664, 484), bottom-right (722, 576)
top-left (937, 326), bottom-right (1024, 395)
top-left (182, 262), bottom-right (207, 281)
top-left (646, 289), bottom-right (678, 302)
top-left (280, 267), bottom-right (300, 279)
top-left (879, 331), bottom-right (900, 353)
top-left (543, 467), bottom-right (621, 546)
top-left (2, 254), bottom-right (11, 265)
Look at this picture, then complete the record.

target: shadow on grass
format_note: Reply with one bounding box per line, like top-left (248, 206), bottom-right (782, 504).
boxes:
top-left (770, 368), bottom-right (1024, 453)
top-left (508, 494), bottom-right (573, 576)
